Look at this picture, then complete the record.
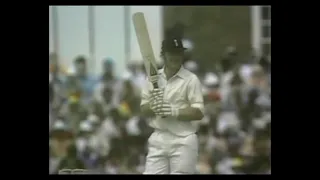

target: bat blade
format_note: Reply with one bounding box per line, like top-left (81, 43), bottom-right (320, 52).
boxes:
top-left (132, 12), bottom-right (159, 88)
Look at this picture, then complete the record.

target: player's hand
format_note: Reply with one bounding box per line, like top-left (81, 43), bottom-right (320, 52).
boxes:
top-left (149, 88), bottom-right (164, 113)
top-left (149, 75), bottom-right (159, 84)
top-left (155, 100), bottom-right (179, 118)
top-left (150, 88), bottom-right (164, 100)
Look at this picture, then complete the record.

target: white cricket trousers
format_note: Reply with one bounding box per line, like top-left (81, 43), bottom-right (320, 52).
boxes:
top-left (143, 130), bottom-right (198, 174)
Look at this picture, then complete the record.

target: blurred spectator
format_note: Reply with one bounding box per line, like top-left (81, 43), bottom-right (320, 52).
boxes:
top-left (49, 53), bottom-right (66, 118)
top-left (127, 61), bottom-right (147, 91)
top-left (259, 54), bottom-right (271, 88)
top-left (196, 152), bottom-right (212, 174)
top-left (73, 56), bottom-right (97, 104)
top-left (58, 144), bottom-right (86, 172)
top-left (119, 150), bottom-right (142, 174)
top-left (125, 116), bottom-right (152, 158)
top-left (259, 55), bottom-right (271, 75)
top-left (119, 76), bottom-right (140, 116)
top-left (94, 108), bottom-right (125, 158)
top-left (184, 60), bottom-right (199, 74)
top-left (241, 65), bottom-right (270, 132)
top-left (75, 121), bottom-right (100, 169)
top-left (102, 57), bottom-right (115, 82)
top-left (220, 46), bottom-right (238, 74)
top-left (212, 126), bottom-right (246, 174)
top-left (58, 84), bottom-right (88, 133)
top-left (99, 57), bottom-right (121, 94)
top-left (201, 72), bottom-right (222, 137)
top-left (50, 120), bottom-right (85, 174)
top-left (240, 122), bottom-right (270, 174)
top-left (205, 134), bottom-right (228, 173)
top-left (91, 84), bottom-right (114, 119)
top-left (93, 57), bottom-right (121, 114)
top-left (220, 46), bottom-right (240, 105)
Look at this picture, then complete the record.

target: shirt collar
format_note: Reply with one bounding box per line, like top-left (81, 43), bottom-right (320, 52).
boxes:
top-left (159, 66), bottom-right (186, 79)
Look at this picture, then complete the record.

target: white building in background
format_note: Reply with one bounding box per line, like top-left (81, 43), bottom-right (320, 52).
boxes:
top-left (251, 6), bottom-right (271, 56)
top-left (51, 6), bottom-right (269, 74)
top-left (49, 6), bottom-right (163, 76)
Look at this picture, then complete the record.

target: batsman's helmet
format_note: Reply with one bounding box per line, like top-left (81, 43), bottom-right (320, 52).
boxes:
top-left (161, 27), bottom-right (187, 54)
top-left (161, 37), bottom-right (187, 53)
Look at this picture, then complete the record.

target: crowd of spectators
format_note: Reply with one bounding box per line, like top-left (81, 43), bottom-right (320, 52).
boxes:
top-left (49, 46), bottom-right (271, 174)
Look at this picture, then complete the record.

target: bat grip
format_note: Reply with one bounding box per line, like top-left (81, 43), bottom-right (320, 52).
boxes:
top-left (152, 82), bottom-right (166, 118)
top-left (152, 83), bottom-right (159, 88)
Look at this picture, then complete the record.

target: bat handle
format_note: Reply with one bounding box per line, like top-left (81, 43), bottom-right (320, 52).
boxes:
top-left (152, 83), bottom-right (166, 118)
top-left (153, 83), bottom-right (159, 88)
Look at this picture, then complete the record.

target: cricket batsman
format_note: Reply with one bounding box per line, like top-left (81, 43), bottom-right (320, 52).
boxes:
top-left (140, 35), bottom-right (204, 174)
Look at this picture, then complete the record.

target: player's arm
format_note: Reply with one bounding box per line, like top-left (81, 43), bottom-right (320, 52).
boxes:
top-left (177, 107), bottom-right (203, 121)
top-left (177, 76), bottom-right (205, 121)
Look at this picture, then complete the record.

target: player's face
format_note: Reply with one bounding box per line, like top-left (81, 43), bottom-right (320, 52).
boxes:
top-left (164, 51), bottom-right (184, 69)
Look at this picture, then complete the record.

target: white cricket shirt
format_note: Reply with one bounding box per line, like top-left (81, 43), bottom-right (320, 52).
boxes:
top-left (141, 67), bottom-right (204, 137)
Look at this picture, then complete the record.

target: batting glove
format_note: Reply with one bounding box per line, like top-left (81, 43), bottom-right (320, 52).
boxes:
top-left (149, 75), bottom-right (159, 85)
top-left (155, 101), bottom-right (179, 118)
top-left (149, 88), bottom-right (164, 113)
top-left (150, 88), bottom-right (164, 100)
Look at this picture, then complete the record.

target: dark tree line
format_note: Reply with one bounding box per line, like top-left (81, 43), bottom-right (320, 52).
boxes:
top-left (163, 6), bottom-right (251, 73)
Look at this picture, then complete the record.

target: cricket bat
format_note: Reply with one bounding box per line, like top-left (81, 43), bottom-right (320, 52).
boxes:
top-left (132, 12), bottom-right (159, 88)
